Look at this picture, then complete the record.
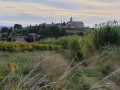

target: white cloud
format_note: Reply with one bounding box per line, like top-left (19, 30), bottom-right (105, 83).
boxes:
top-left (0, 1), bottom-right (120, 18)
top-left (0, 0), bottom-right (120, 26)
top-left (0, 20), bottom-right (43, 26)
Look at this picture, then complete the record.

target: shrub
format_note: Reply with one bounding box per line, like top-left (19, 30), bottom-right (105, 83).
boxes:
top-left (24, 44), bottom-right (33, 51)
top-left (39, 35), bottom-right (82, 50)
top-left (91, 26), bottom-right (120, 49)
top-left (0, 42), bottom-right (20, 52)
top-left (80, 26), bottom-right (120, 57)
top-left (24, 35), bottom-right (34, 43)
top-left (19, 44), bottom-right (25, 52)
top-left (68, 36), bottom-right (81, 51)
top-left (6, 42), bottom-right (20, 52)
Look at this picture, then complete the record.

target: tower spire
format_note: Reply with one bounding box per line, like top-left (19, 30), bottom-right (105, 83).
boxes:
top-left (70, 17), bottom-right (73, 22)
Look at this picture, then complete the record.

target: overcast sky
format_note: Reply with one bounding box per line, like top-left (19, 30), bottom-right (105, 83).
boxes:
top-left (0, 0), bottom-right (120, 27)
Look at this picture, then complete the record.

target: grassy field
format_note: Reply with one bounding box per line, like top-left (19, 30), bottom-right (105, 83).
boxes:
top-left (0, 46), bottom-right (120, 90)
top-left (0, 51), bottom-right (68, 89)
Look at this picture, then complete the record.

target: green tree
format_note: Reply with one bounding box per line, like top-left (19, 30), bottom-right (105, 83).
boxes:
top-left (14, 24), bottom-right (22, 29)
top-left (47, 26), bottom-right (61, 38)
top-left (24, 35), bottom-right (34, 43)
top-left (1, 33), bottom-right (8, 41)
top-left (21, 29), bottom-right (29, 36)
top-left (38, 29), bottom-right (53, 38)
top-left (1, 27), bottom-right (8, 33)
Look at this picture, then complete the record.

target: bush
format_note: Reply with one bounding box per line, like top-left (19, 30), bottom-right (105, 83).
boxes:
top-left (91, 26), bottom-right (120, 49)
top-left (68, 36), bottom-right (81, 51)
top-left (24, 35), bottom-right (34, 43)
top-left (24, 44), bottom-right (33, 51)
top-left (39, 35), bottom-right (82, 50)
top-left (0, 42), bottom-right (20, 52)
top-left (80, 26), bottom-right (120, 57)
top-left (6, 42), bottom-right (20, 52)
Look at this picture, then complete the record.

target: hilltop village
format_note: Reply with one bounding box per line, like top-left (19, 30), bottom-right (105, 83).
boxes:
top-left (0, 17), bottom-right (92, 42)
top-left (42, 17), bottom-right (85, 30)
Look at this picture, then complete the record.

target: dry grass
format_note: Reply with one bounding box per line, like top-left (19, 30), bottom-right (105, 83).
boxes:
top-left (0, 51), bottom-right (69, 90)
top-left (16, 52), bottom-right (68, 90)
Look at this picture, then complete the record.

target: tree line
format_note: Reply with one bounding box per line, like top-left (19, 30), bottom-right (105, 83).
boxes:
top-left (0, 24), bottom-right (67, 42)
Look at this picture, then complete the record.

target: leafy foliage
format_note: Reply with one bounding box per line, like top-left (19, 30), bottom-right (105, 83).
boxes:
top-left (0, 41), bottom-right (62, 52)
top-left (14, 24), bottom-right (22, 29)
top-left (24, 35), bottom-right (34, 43)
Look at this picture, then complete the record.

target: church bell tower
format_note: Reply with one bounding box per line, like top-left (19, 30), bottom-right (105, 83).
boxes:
top-left (70, 17), bottom-right (73, 22)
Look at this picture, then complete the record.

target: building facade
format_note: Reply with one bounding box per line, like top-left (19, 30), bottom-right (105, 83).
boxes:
top-left (42, 17), bottom-right (84, 30)
top-left (67, 17), bottom-right (84, 29)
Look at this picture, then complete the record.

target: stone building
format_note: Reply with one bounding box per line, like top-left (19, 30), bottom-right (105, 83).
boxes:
top-left (57, 17), bottom-right (84, 29)
top-left (14, 37), bottom-right (26, 42)
top-left (40, 17), bottom-right (85, 30)
top-left (67, 17), bottom-right (84, 29)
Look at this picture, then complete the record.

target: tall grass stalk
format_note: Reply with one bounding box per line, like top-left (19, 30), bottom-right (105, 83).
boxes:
top-left (90, 68), bottom-right (120, 89)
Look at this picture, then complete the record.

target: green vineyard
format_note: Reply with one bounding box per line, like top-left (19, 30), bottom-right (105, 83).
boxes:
top-left (0, 41), bottom-right (62, 52)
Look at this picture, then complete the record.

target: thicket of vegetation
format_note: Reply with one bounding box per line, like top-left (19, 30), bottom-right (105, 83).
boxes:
top-left (39, 35), bottom-right (82, 50)
top-left (39, 26), bottom-right (120, 57)
top-left (0, 25), bottom-right (67, 42)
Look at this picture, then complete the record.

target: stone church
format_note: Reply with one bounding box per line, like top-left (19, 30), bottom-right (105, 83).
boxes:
top-left (57, 17), bottom-right (84, 29)
top-left (68, 17), bottom-right (84, 29)
top-left (42, 17), bottom-right (84, 30)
